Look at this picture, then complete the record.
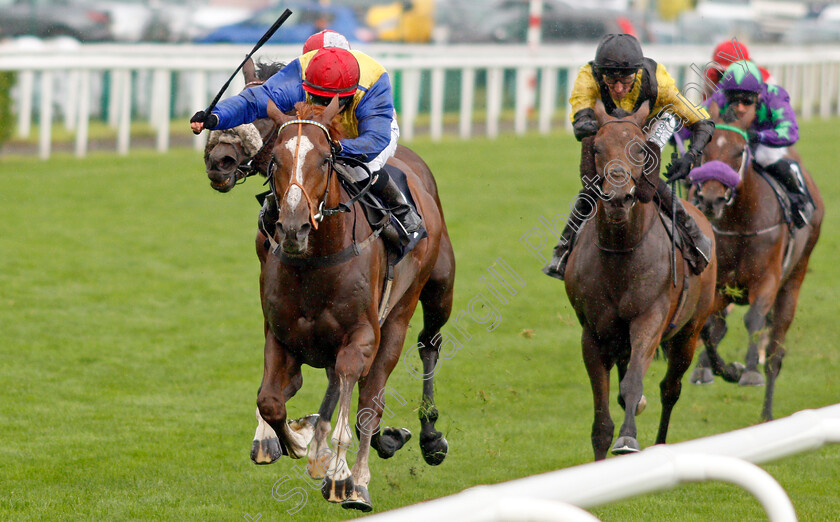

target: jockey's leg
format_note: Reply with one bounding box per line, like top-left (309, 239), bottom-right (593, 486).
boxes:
top-left (370, 168), bottom-right (423, 237)
top-left (764, 158), bottom-right (814, 228)
top-left (655, 179), bottom-right (712, 275)
top-left (542, 186), bottom-right (597, 281)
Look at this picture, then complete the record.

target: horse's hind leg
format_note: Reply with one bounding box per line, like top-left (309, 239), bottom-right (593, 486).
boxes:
top-left (581, 329), bottom-right (614, 460)
top-left (414, 246), bottom-right (454, 466)
top-left (762, 265), bottom-right (807, 421)
top-left (657, 326), bottom-right (699, 444)
top-left (307, 367), bottom-right (340, 479)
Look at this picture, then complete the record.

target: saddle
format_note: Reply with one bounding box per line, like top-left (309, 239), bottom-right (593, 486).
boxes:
top-left (753, 164), bottom-right (795, 230)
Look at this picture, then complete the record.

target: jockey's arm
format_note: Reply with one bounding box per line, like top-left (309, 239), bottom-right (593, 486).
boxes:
top-left (759, 85), bottom-right (798, 147)
top-left (654, 65), bottom-right (714, 158)
top-left (568, 65), bottom-right (601, 141)
top-left (337, 73), bottom-right (395, 162)
top-left (210, 60), bottom-right (305, 130)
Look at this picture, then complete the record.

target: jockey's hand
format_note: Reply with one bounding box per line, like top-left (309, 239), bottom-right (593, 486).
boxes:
top-left (190, 111), bottom-right (218, 134)
top-left (747, 130), bottom-right (760, 145)
top-left (665, 151), bottom-right (696, 182)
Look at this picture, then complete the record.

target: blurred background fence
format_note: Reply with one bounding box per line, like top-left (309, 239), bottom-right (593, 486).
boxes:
top-left (2, 41), bottom-right (840, 159)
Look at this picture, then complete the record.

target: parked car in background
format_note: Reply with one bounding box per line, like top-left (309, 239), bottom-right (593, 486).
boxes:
top-left (0, 0), bottom-right (112, 41)
top-left (195, 2), bottom-right (375, 45)
top-left (435, 0), bottom-right (646, 44)
top-left (73, 0), bottom-right (152, 42)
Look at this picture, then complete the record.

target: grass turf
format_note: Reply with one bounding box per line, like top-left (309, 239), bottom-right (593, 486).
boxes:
top-left (1, 119), bottom-right (839, 520)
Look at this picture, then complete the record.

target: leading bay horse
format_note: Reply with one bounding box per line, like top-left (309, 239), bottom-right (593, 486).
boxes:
top-left (564, 101), bottom-right (717, 460)
top-left (688, 106), bottom-right (823, 421)
top-left (252, 97), bottom-right (454, 511)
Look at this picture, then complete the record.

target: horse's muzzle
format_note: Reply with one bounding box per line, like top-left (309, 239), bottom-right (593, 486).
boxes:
top-left (277, 222), bottom-right (312, 255)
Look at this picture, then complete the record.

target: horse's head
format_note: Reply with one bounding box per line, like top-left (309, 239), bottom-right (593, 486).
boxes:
top-left (265, 97), bottom-right (345, 256)
top-left (204, 59), bottom-right (285, 192)
top-left (589, 100), bottom-right (660, 225)
top-left (689, 106), bottom-right (753, 221)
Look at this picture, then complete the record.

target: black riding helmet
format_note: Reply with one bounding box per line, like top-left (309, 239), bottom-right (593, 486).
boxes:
top-left (594, 34), bottom-right (644, 77)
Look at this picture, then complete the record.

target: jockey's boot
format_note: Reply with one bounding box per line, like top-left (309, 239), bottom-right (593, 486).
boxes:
top-left (765, 159), bottom-right (814, 228)
top-left (259, 192), bottom-right (278, 238)
top-left (656, 181), bottom-right (712, 275)
top-left (371, 168), bottom-right (423, 241)
top-left (542, 187), bottom-right (595, 281)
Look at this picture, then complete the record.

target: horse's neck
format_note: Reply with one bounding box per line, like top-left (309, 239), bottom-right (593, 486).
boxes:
top-left (730, 165), bottom-right (767, 216)
top-left (595, 201), bottom-right (655, 251)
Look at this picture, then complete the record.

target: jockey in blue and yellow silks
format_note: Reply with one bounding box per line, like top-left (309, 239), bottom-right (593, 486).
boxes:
top-left (544, 33), bottom-right (716, 281)
top-left (190, 46), bottom-right (421, 238)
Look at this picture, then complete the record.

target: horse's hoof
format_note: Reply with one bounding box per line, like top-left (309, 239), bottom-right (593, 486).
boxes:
top-left (341, 485), bottom-right (373, 512)
top-left (250, 436), bottom-right (284, 465)
top-left (739, 370), bottom-right (765, 387)
top-left (420, 433), bottom-right (449, 466)
top-left (611, 437), bottom-right (640, 455)
top-left (636, 395), bottom-right (647, 415)
top-left (375, 427), bottom-right (412, 459)
top-left (690, 366), bottom-right (715, 385)
top-left (322, 475), bottom-right (355, 503)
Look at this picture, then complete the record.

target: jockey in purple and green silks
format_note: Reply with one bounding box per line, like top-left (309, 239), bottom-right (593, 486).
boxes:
top-left (707, 60), bottom-right (814, 227)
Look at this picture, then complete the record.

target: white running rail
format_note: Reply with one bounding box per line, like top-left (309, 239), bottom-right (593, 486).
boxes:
top-left (363, 404), bottom-right (840, 521)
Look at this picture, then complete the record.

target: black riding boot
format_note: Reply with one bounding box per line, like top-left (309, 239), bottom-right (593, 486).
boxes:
top-left (764, 159), bottom-right (814, 228)
top-left (370, 168), bottom-right (423, 238)
top-left (542, 188), bottom-right (595, 280)
top-left (656, 181), bottom-right (712, 275)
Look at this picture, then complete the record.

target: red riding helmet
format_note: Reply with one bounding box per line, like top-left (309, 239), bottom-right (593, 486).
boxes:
top-left (302, 29), bottom-right (350, 55)
top-left (303, 47), bottom-right (360, 98)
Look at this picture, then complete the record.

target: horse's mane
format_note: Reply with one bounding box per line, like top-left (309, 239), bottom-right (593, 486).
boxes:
top-left (611, 108), bottom-right (632, 119)
top-left (255, 60), bottom-right (285, 81)
top-left (291, 101), bottom-right (347, 142)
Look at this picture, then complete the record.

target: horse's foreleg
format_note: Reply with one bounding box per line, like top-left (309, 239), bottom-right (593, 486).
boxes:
top-left (307, 367), bottom-right (339, 479)
top-left (322, 333), bottom-right (373, 504)
top-left (741, 288), bottom-right (778, 387)
top-left (693, 310), bottom-right (744, 384)
top-left (613, 307), bottom-right (667, 455)
top-left (255, 328), bottom-right (307, 462)
top-left (582, 329), bottom-right (613, 460)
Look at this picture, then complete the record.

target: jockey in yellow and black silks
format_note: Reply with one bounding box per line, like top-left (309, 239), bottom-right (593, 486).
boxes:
top-left (544, 34), bottom-right (716, 281)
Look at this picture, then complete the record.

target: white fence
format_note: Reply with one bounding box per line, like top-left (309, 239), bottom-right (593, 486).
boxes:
top-left (364, 403), bottom-right (840, 522)
top-left (2, 41), bottom-right (840, 159)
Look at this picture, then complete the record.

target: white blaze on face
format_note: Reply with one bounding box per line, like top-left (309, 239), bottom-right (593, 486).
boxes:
top-left (716, 135), bottom-right (727, 148)
top-left (284, 136), bottom-right (314, 210)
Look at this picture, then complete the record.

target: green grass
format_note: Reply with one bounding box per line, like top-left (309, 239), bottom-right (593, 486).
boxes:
top-left (1, 119), bottom-right (839, 521)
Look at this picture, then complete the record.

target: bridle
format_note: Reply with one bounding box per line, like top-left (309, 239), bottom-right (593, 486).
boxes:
top-left (268, 117), bottom-right (374, 228)
top-left (693, 124), bottom-right (750, 207)
top-left (592, 119), bottom-right (648, 203)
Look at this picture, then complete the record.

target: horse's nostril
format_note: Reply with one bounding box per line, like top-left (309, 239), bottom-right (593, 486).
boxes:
top-left (219, 156), bottom-right (236, 171)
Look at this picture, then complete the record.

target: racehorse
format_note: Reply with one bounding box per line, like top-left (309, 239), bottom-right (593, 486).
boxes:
top-left (247, 96), bottom-right (453, 511)
top-left (564, 101), bottom-right (717, 460)
top-left (688, 107), bottom-right (823, 421)
top-left (204, 58), bottom-right (283, 192)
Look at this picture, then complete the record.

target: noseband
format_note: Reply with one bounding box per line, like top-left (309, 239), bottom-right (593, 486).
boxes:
top-left (694, 124), bottom-right (750, 206)
top-left (594, 119), bottom-right (645, 204)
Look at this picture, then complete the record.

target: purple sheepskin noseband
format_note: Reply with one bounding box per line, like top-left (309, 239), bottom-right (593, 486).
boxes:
top-left (688, 160), bottom-right (741, 188)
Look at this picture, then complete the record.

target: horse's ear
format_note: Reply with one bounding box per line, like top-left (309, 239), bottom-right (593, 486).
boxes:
top-left (631, 100), bottom-right (650, 127)
top-left (266, 99), bottom-right (291, 125)
top-left (321, 95), bottom-right (342, 123)
top-left (243, 57), bottom-right (257, 85)
top-left (708, 102), bottom-right (721, 122)
top-left (593, 99), bottom-right (612, 126)
top-left (636, 140), bottom-right (661, 204)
